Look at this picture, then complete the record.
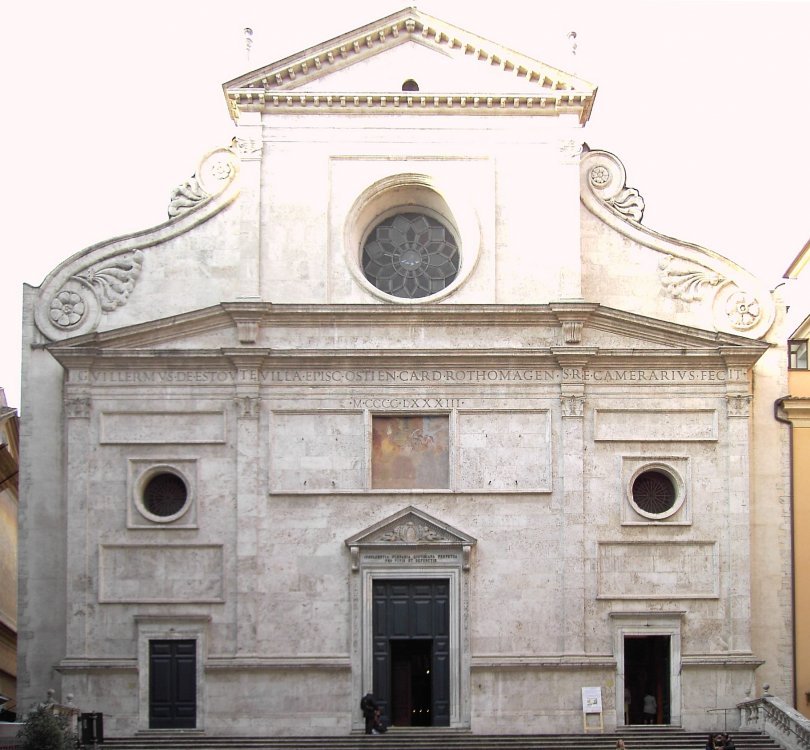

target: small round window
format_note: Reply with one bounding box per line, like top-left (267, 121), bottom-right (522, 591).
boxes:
top-left (362, 212), bottom-right (460, 299)
top-left (135, 468), bottom-right (191, 523)
top-left (630, 468), bottom-right (682, 519)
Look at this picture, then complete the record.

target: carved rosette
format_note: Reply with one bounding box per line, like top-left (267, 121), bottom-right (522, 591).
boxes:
top-left (168, 146), bottom-right (240, 218)
top-left (583, 151), bottom-right (645, 223)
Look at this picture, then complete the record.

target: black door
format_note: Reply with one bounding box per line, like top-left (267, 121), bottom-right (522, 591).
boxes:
top-left (624, 635), bottom-right (670, 725)
top-left (372, 579), bottom-right (450, 726)
top-left (149, 640), bottom-right (197, 729)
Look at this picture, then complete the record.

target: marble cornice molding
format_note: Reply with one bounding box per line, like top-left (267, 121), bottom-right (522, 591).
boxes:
top-left (33, 146), bottom-right (241, 343)
top-left (580, 148), bottom-right (777, 340)
top-left (47, 347), bottom-right (765, 374)
top-left (56, 658), bottom-right (138, 673)
top-left (205, 655), bottom-right (351, 671)
top-left (45, 300), bottom-right (769, 372)
top-left (681, 653), bottom-right (765, 668)
top-left (223, 8), bottom-right (596, 124)
top-left (471, 654), bottom-right (616, 670)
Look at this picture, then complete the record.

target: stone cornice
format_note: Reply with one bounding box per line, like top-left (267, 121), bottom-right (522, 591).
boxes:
top-left (228, 92), bottom-right (594, 122)
top-left (48, 347), bottom-right (766, 376)
top-left (471, 654), bottom-right (616, 669)
top-left (46, 302), bottom-right (768, 354)
top-left (223, 8), bottom-right (596, 124)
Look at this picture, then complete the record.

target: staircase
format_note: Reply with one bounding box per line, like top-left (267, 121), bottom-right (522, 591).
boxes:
top-left (98, 728), bottom-right (784, 750)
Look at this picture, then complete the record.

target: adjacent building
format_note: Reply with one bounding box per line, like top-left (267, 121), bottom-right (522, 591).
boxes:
top-left (18, 9), bottom-right (792, 737)
top-left (0, 389), bottom-right (19, 719)
top-left (776, 240), bottom-right (810, 720)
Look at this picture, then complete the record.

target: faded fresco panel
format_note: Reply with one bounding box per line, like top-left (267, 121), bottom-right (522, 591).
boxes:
top-left (372, 415), bottom-right (449, 489)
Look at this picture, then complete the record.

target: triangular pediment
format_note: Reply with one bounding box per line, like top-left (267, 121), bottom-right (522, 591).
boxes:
top-left (345, 506), bottom-right (477, 548)
top-left (224, 7), bottom-right (596, 123)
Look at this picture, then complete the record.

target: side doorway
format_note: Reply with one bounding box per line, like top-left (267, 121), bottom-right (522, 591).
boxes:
top-left (149, 639), bottom-right (197, 729)
top-left (372, 579), bottom-right (450, 727)
top-left (624, 635), bottom-right (671, 725)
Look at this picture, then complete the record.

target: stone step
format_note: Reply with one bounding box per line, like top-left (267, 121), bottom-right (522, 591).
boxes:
top-left (97, 730), bottom-right (783, 750)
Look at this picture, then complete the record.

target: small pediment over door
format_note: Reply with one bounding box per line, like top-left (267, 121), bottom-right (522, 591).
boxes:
top-left (345, 506), bottom-right (476, 571)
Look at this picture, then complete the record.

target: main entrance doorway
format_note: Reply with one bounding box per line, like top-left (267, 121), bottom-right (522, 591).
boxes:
top-left (624, 635), bottom-right (670, 725)
top-left (372, 579), bottom-right (450, 726)
top-left (148, 639), bottom-right (196, 729)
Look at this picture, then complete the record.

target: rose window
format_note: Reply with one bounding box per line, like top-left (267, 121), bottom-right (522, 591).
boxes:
top-left (142, 472), bottom-right (188, 518)
top-left (631, 470), bottom-right (676, 514)
top-left (362, 212), bottom-right (460, 299)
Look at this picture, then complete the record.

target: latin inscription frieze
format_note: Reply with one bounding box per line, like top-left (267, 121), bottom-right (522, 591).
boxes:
top-left (361, 552), bottom-right (461, 566)
top-left (70, 366), bottom-right (750, 387)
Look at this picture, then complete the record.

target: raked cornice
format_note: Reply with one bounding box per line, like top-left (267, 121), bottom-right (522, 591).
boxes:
top-left (46, 302), bottom-right (768, 374)
top-left (581, 148), bottom-right (777, 340)
top-left (33, 146), bottom-right (240, 342)
top-left (223, 7), bottom-right (596, 124)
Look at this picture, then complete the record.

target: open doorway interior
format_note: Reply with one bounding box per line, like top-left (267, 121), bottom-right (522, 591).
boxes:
top-left (391, 639), bottom-right (432, 726)
top-left (624, 635), bottom-right (671, 725)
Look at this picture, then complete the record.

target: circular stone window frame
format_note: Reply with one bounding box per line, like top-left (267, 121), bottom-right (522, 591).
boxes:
top-left (345, 173), bottom-right (481, 304)
top-left (133, 464), bottom-right (193, 524)
top-left (626, 463), bottom-right (685, 521)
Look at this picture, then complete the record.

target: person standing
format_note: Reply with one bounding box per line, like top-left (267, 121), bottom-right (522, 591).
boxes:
top-left (360, 692), bottom-right (378, 735)
top-left (642, 692), bottom-right (657, 724)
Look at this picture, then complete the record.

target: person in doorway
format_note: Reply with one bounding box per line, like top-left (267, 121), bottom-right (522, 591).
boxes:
top-left (360, 692), bottom-right (378, 735)
top-left (624, 687), bottom-right (631, 725)
top-left (642, 692), bottom-right (657, 724)
top-left (372, 707), bottom-right (388, 735)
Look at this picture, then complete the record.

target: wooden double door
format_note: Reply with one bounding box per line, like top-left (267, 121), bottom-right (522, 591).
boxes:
top-left (372, 579), bottom-right (450, 727)
top-left (149, 640), bottom-right (196, 729)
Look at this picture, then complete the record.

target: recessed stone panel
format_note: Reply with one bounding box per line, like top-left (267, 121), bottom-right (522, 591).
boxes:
top-left (100, 411), bottom-right (226, 444)
top-left (594, 409), bottom-right (717, 442)
top-left (597, 541), bottom-right (717, 599)
top-left (270, 411), bottom-right (365, 492)
top-left (457, 410), bottom-right (551, 491)
top-left (99, 544), bottom-right (224, 602)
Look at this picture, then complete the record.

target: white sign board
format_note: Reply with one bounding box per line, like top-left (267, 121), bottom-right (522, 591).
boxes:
top-left (581, 686), bottom-right (602, 714)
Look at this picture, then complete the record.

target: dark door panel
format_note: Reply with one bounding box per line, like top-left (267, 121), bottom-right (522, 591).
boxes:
top-left (372, 579), bottom-right (450, 727)
top-left (149, 640), bottom-right (196, 729)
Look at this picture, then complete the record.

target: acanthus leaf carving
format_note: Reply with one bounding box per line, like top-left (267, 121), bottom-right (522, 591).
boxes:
top-left (607, 187), bottom-right (645, 222)
top-left (658, 255), bottom-right (723, 303)
top-left (377, 521), bottom-right (450, 544)
top-left (74, 250), bottom-right (144, 312)
top-left (167, 146), bottom-right (239, 218)
top-left (168, 178), bottom-right (208, 218)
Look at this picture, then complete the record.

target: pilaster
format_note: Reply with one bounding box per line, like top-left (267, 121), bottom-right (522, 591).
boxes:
top-left (64, 374), bottom-right (92, 658)
top-left (725, 376), bottom-right (753, 652)
top-left (234, 112), bottom-right (264, 301)
top-left (558, 356), bottom-right (587, 654)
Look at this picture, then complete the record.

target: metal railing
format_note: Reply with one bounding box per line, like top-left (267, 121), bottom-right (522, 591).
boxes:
top-left (706, 707), bottom-right (740, 732)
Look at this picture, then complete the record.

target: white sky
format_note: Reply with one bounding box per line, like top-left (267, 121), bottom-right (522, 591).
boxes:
top-left (1, 0), bottom-right (808, 409)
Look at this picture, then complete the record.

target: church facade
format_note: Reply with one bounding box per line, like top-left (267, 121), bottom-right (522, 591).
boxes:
top-left (18, 9), bottom-right (792, 737)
